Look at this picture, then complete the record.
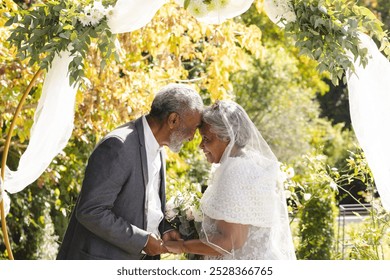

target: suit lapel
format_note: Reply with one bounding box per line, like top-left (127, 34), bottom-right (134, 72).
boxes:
top-left (135, 117), bottom-right (148, 187)
top-left (135, 117), bottom-right (148, 229)
top-left (159, 151), bottom-right (166, 208)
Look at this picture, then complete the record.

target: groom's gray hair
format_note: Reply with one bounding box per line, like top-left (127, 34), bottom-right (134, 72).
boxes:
top-left (150, 83), bottom-right (203, 121)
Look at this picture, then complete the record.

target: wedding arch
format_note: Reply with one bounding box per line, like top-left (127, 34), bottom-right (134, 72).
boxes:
top-left (1, 0), bottom-right (390, 260)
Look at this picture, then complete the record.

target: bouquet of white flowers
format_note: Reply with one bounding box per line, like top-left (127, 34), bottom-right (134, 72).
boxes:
top-left (165, 182), bottom-right (203, 240)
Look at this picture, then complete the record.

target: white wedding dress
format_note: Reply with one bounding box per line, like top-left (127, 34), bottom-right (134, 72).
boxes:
top-left (200, 153), bottom-right (296, 260)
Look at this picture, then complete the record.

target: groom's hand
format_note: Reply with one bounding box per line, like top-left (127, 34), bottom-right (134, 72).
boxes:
top-left (162, 229), bottom-right (181, 242)
top-left (143, 233), bottom-right (167, 256)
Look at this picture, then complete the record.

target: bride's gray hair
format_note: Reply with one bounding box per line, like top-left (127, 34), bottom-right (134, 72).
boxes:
top-left (202, 100), bottom-right (251, 148)
top-left (150, 83), bottom-right (203, 121)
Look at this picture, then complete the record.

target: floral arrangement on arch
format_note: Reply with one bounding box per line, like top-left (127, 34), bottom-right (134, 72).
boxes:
top-left (176, 0), bottom-right (231, 17)
top-left (165, 180), bottom-right (203, 240)
top-left (5, 0), bottom-right (118, 85)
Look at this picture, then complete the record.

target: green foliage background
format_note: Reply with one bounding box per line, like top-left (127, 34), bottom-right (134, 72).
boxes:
top-left (1, 0), bottom-right (389, 259)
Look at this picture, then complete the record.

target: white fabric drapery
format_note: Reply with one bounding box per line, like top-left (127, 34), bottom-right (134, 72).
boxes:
top-left (4, 51), bottom-right (77, 194)
top-left (347, 33), bottom-right (390, 210)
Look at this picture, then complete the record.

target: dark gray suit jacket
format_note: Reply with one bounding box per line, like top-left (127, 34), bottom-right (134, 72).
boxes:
top-left (57, 117), bottom-right (172, 260)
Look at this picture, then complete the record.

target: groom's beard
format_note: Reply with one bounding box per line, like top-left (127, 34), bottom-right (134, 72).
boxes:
top-left (168, 127), bottom-right (186, 153)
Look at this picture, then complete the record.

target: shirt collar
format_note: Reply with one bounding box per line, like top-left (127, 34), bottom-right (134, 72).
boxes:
top-left (142, 115), bottom-right (162, 155)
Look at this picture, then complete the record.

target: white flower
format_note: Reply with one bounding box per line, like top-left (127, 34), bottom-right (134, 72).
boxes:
top-left (192, 206), bottom-right (203, 222)
top-left (83, 4), bottom-right (93, 16)
top-left (165, 197), bottom-right (179, 220)
top-left (193, 183), bottom-right (202, 193)
top-left (79, 1), bottom-right (108, 27)
top-left (105, 5), bottom-right (115, 19)
top-left (285, 190), bottom-right (292, 199)
top-left (278, 169), bottom-right (287, 182)
top-left (166, 197), bottom-right (176, 209)
top-left (330, 181), bottom-right (338, 191)
top-left (286, 167), bottom-right (295, 178)
top-left (185, 207), bottom-right (194, 221)
top-left (207, 0), bottom-right (230, 11)
top-left (165, 207), bottom-right (179, 221)
top-left (78, 14), bottom-right (91, 27)
top-left (341, 24), bottom-right (349, 34)
top-left (174, 191), bottom-right (184, 206)
top-left (303, 193), bottom-right (312, 201)
top-left (93, 1), bottom-right (105, 13)
top-left (90, 9), bottom-right (104, 26)
top-left (187, 0), bottom-right (209, 17)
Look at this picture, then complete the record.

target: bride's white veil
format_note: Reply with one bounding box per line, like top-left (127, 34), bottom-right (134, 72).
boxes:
top-left (198, 100), bottom-right (295, 259)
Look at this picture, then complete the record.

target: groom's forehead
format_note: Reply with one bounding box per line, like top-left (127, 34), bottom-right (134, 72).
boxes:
top-left (186, 111), bottom-right (202, 125)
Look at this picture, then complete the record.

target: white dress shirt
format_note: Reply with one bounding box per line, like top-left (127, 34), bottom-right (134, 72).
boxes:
top-left (142, 116), bottom-right (164, 238)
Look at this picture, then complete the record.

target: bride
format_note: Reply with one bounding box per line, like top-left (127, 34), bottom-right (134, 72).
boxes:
top-left (164, 100), bottom-right (296, 259)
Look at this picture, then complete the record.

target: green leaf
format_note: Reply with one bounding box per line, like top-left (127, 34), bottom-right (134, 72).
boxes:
top-left (184, 0), bottom-right (191, 9)
top-left (59, 32), bottom-right (70, 39)
top-left (331, 75), bottom-right (339, 86)
top-left (5, 17), bottom-right (15, 27)
top-left (355, 6), bottom-right (377, 20)
top-left (53, 5), bottom-right (63, 12)
top-left (100, 59), bottom-right (106, 70)
top-left (33, 29), bottom-right (46, 36)
top-left (90, 28), bottom-right (98, 38)
top-left (63, 24), bottom-right (74, 30)
top-left (70, 31), bottom-right (78, 41)
top-left (73, 56), bottom-right (83, 66)
top-left (309, 28), bottom-right (320, 36)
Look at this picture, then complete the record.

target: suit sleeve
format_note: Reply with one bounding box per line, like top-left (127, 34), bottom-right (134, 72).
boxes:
top-left (75, 137), bottom-right (149, 255)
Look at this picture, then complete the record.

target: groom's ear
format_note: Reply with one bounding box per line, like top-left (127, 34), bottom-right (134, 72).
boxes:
top-left (167, 112), bottom-right (180, 129)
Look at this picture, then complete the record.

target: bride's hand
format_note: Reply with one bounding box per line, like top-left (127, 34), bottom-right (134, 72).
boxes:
top-left (163, 240), bottom-right (185, 254)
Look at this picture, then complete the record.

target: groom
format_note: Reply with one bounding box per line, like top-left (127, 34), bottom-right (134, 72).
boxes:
top-left (57, 84), bottom-right (203, 260)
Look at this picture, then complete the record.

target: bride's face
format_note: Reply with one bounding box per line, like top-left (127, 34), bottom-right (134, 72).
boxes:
top-left (199, 123), bottom-right (229, 163)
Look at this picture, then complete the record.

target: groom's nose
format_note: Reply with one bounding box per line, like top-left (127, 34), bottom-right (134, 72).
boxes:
top-left (199, 140), bottom-right (204, 149)
top-left (188, 133), bottom-right (195, 141)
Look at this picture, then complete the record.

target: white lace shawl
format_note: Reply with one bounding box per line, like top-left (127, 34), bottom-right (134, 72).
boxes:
top-left (200, 155), bottom-right (296, 260)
